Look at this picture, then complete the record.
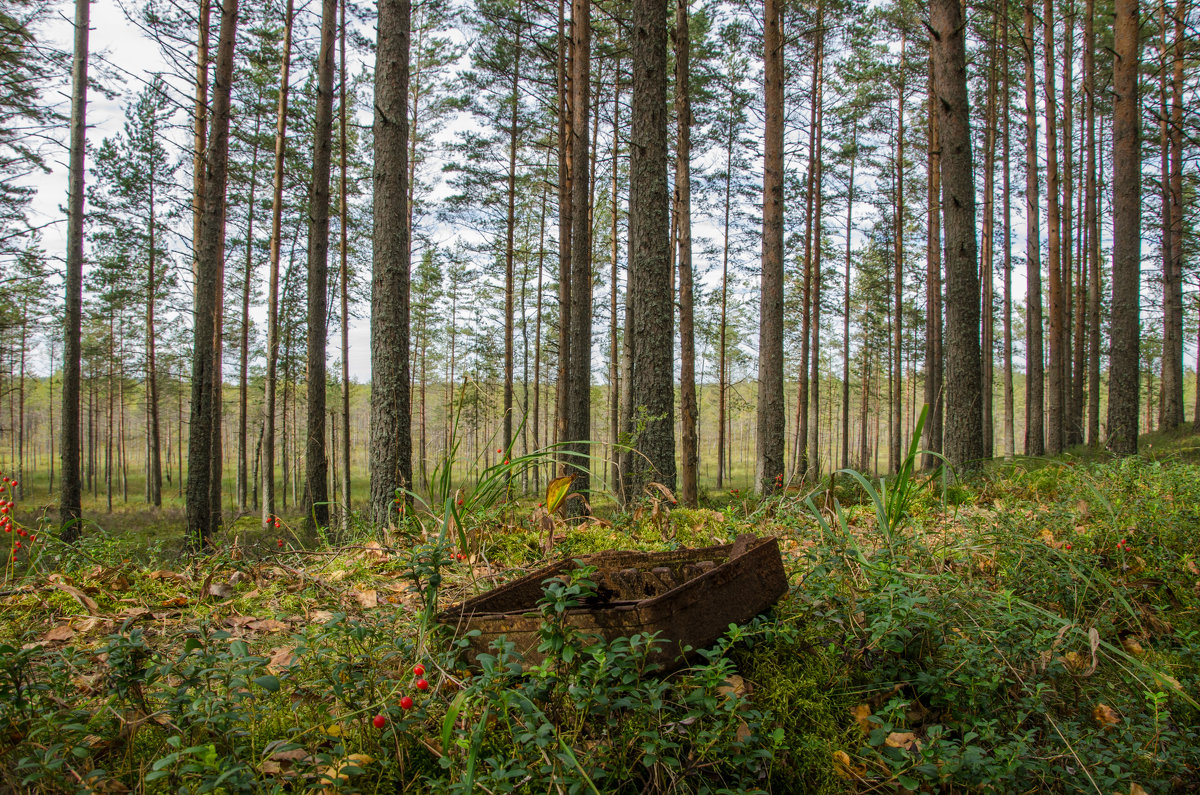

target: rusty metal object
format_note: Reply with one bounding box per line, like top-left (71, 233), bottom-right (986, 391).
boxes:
top-left (437, 534), bottom-right (788, 672)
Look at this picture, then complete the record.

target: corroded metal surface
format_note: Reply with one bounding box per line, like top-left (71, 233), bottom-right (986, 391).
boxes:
top-left (437, 534), bottom-right (788, 672)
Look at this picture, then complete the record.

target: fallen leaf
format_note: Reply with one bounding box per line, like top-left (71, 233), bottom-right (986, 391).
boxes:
top-left (247, 618), bottom-right (289, 633)
top-left (226, 616), bottom-right (258, 628)
top-left (267, 647), bottom-right (299, 673)
top-left (885, 731), bottom-right (922, 751)
top-left (352, 589), bottom-right (378, 609)
top-left (117, 606), bottom-right (151, 621)
top-left (43, 625), bottom-right (76, 643)
top-left (49, 577), bottom-right (99, 613)
top-left (832, 750), bottom-right (867, 780)
top-left (310, 610), bottom-right (335, 623)
top-left (850, 704), bottom-right (875, 733)
top-left (735, 720), bottom-right (752, 743)
top-left (1185, 559), bottom-right (1198, 576)
top-left (1092, 703), bottom-right (1120, 728)
top-left (207, 582), bottom-right (234, 599)
top-left (361, 541), bottom-right (388, 565)
top-left (1120, 636), bottom-right (1145, 656)
top-left (327, 569), bottom-right (350, 583)
top-left (149, 570), bottom-right (189, 583)
top-left (160, 596), bottom-right (189, 608)
top-left (1130, 783), bottom-right (1149, 795)
top-left (717, 674), bottom-right (747, 700)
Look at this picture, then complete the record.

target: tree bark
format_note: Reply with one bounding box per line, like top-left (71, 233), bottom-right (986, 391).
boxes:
top-left (1085, 0), bottom-right (1101, 445)
top-left (932, 0), bottom-right (983, 469)
top-left (338, 0), bottom-right (351, 525)
top-left (238, 114), bottom-right (261, 514)
top-left (755, 0), bottom-right (784, 495)
top-left (369, 0), bottom-right (413, 525)
top-left (675, 0), bottom-right (697, 505)
top-left (891, 34), bottom-right (906, 475)
top-left (1158, 0), bottom-right (1184, 429)
top-left (623, 0), bottom-right (675, 497)
top-left (186, 0), bottom-right (238, 547)
top-left (304, 0), bottom-right (336, 532)
top-left (842, 121), bottom-right (857, 470)
top-left (1043, 0), bottom-right (1064, 454)
top-left (1002, 0), bottom-right (1016, 458)
top-left (1023, 0), bottom-right (1044, 456)
top-left (60, 0), bottom-right (89, 538)
top-left (1108, 0), bottom-right (1140, 456)
top-left (924, 61), bottom-right (943, 469)
top-left (262, 0), bottom-right (293, 528)
top-left (567, 0), bottom-right (592, 508)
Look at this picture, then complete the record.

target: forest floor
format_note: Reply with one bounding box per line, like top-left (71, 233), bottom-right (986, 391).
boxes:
top-left (1, 431), bottom-right (1198, 793)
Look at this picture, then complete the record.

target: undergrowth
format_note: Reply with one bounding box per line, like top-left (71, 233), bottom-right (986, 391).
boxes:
top-left (0, 436), bottom-right (1198, 793)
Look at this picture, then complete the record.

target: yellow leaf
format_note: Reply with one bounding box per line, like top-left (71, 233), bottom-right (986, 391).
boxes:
top-left (885, 731), bottom-right (922, 751)
top-left (832, 750), bottom-right (866, 780)
top-left (1120, 637), bottom-right (1145, 656)
top-left (850, 703), bottom-right (874, 733)
top-left (1092, 703), bottom-right (1120, 728)
top-left (1130, 783), bottom-right (1149, 795)
top-left (545, 475), bottom-right (575, 514)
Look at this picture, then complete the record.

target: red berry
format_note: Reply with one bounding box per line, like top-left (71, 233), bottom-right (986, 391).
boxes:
top-left (496, 449), bottom-right (502, 454)
top-left (415, 678), bottom-right (429, 691)
top-left (400, 696), bottom-right (414, 710)
top-left (14, 541), bottom-right (20, 549)
top-left (373, 713), bottom-right (386, 729)
top-left (413, 664), bottom-right (425, 677)
top-left (277, 539), bottom-right (284, 548)
top-left (29, 535), bottom-right (35, 542)
top-left (274, 520), bottom-right (281, 529)
top-left (457, 499), bottom-right (463, 506)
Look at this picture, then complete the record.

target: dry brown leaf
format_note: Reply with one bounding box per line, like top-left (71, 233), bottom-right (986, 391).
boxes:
top-left (1185, 559), bottom-right (1199, 576)
top-left (717, 674), bottom-right (747, 700)
top-left (884, 731), bottom-right (922, 751)
top-left (160, 596), bottom-right (189, 608)
top-left (267, 647), bottom-right (299, 674)
top-left (149, 570), bottom-right (189, 583)
top-left (226, 616), bottom-right (258, 628)
top-left (352, 589), bottom-right (378, 609)
top-left (735, 720), bottom-right (752, 743)
top-left (326, 569), bottom-right (350, 583)
top-left (1129, 783), bottom-right (1149, 795)
top-left (1092, 703), bottom-right (1120, 728)
top-left (49, 577), bottom-right (99, 613)
top-left (117, 606), bottom-right (152, 621)
top-left (247, 618), bottom-right (289, 633)
top-left (831, 750), bottom-right (867, 780)
top-left (207, 582), bottom-right (234, 599)
top-left (43, 625), bottom-right (76, 643)
top-left (850, 704), bottom-right (874, 733)
top-left (361, 541), bottom-right (388, 565)
top-left (1120, 636), bottom-right (1145, 656)
top-left (1040, 528), bottom-right (1061, 549)
top-left (311, 610), bottom-right (335, 623)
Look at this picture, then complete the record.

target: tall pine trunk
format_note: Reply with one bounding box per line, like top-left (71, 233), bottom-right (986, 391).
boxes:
top-left (338, 0), bottom-right (352, 524)
top-left (675, 0), bottom-right (698, 505)
top-left (304, 0), bottom-right (336, 531)
top-left (1023, 0), bottom-right (1045, 456)
top-left (1044, 0), bottom-right (1064, 454)
top-left (187, 0), bottom-right (238, 546)
top-left (60, 0), bottom-right (88, 538)
top-left (262, 0), bottom-right (293, 527)
top-left (369, 0), bottom-right (413, 525)
top-left (923, 62), bottom-right (943, 469)
top-left (623, 0), bottom-right (675, 497)
top-left (755, 0), bottom-right (784, 495)
top-left (1108, 0), bottom-right (1140, 456)
top-left (932, 0), bottom-right (984, 469)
